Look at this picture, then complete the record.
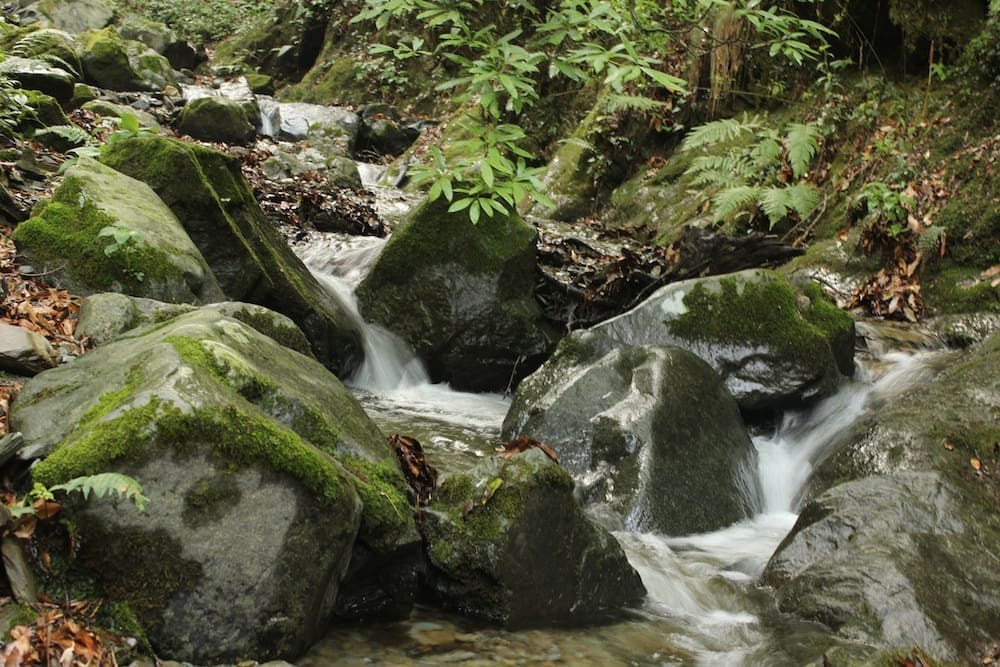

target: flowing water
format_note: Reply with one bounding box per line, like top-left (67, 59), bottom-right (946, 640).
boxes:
top-left (293, 231), bottom-right (948, 666)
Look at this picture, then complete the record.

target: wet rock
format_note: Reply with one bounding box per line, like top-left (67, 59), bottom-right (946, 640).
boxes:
top-left (11, 308), bottom-right (414, 662)
top-left (766, 333), bottom-right (1000, 662)
top-left (0, 322), bottom-right (56, 375)
top-left (271, 102), bottom-right (360, 155)
top-left (357, 104), bottom-right (419, 158)
top-left (357, 196), bottom-right (558, 391)
top-left (525, 269), bottom-right (854, 412)
top-left (177, 96), bottom-right (256, 145)
top-left (0, 56), bottom-right (76, 102)
top-left (182, 78), bottom-right (260, 127)
top-left (12, 157), bottom-right (224, 304)
top-left (503, 345), bottom-right (761, 534)
top-left (421, 448), bottom-right (646, 625)
top-left (100, 135), bottom-right (363, 376)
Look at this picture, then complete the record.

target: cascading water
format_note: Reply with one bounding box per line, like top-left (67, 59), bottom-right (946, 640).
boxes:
top-left (294, 229), bottom-right (947, 665)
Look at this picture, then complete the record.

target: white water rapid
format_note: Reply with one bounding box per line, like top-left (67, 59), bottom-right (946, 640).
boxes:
top-left (295, 231), bottom-right (946, 665)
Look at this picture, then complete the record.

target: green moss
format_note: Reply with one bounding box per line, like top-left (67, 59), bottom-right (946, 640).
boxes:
top-left (17, 90), bottom-right (69, 130)
top-left (668, 274), bottom-right (839, 367)
top-left (342, 457), bottom-right (411, 547)
top-left (107, 601), bottom-right (150, 649)
top-left (11, 178), bottom-right (184, 294)
top-left (166, 336), bottom-right (227, 380)
top-left (78, 365), bottom-right (144, 427)
top-left (3, 603), bottom-right (38, 637)
top-left (923, 266), bottom-right (1000, 314)
top-left (32, 400), bottom-right (346, 506)
top-left (182, 472), bottom-right (242, 529)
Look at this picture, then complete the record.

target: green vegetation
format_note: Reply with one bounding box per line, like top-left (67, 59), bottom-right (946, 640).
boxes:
top-left (110, 0), bottom-right (274, 44)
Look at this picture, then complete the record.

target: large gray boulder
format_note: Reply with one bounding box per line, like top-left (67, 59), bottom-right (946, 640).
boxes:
top-left (100, 135), bottom-right (363, 376)
top-left (17, 0), bottom-right (114, 34)
top-left (11, 308), bottom-right (417, 662)
top-left (421, 448), bottom-right (646, 625)
top-left (267, 101), bottom-right (360, 155)
top-left (533, 269), bottom-right (854, 412)
top-left (0, 56), bottom-right (76, 102)
top-left (764, 333), bottom-right (1000, 662)
top-left (503, 345), bottom-right (761, 534)
top-left (357, 197), bottom-right (557, 391)
top-left (12, 158), bottom-right (224, 305)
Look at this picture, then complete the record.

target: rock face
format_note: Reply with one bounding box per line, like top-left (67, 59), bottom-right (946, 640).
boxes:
top-left (12, 158), bottom-right (224, 304)
top-left (357, 197), bottom-right (557, 391)
top-left (177, 96), bottom-right (256, 145)
top-left (421, 448), bottom-right (646, 625)
top-left (764, 333), bottom-right (1000, 662)
top-left (503, 345), bottom-right (761, 535)
top-left (528, 269), bottom-right (853, 412)
top-left (100, 135), bottom-right (363, 376)
top-left (11, 309), bottom-right (417, 663)
top-left (0, 56), bottom-right (76, 102)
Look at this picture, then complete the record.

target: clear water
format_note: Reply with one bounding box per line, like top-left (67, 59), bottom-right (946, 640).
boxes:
top-left (294, 233), bottom-right (945, 666)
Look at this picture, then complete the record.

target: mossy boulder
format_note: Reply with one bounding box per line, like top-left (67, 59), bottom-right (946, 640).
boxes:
top-left (18, 0), bottom-right (114, 35)
top-left (10, 308), bottom-right (418, 661)
top-left (100, 135), bottom-right (363, 376)
top-left (81, 100), bottom-right (162, 131)
top-left (15, 90), bottom-right (69, 131)
top-left (532, 269), bottom-right (854, 412)
top-left (12, 158), bottom-right (224, 304)
top-left (502, 345), bottom-right (761, 535)
top-left (764, 333), bottom-right (1000, 662)
top-left (0, 56), bottom-right (76, 102)
top-left (2, 27), bottom-right (81, 74)
top-left (421, 448), bottom-right (646, 625)
top-left (78, 27), bottom-right (176, 92)
top-left (356, 196), bottom-right (558, 391)
top-left (117, 15), bottom-right (200, 71)
top-left (75, 293), bottom-right (313, 356)
top-left (176, 96), bottom-right (256, 145)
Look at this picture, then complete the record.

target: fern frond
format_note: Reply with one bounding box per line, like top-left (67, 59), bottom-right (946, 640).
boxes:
top-left (785, 182), bottom-right (820, 218)
top-left (712, 185), bottom-right (762, 221)
top-left (33, 124), bottom-right (93, 149)
top-left (559, 136), bottom-right (597, 154)
top-left (687, 154), bottom-right (754, 178)
top-left (50, 472), bottom-right (148, 512)
top-left (784, 122), bottom-right (822, 179)
top-left (757, 183), bottom-right (819, 228)
top-left (750, 137), bottom-right (782, 169)
top-left (689, 169), bottom-right (746, 189)
top-left (917, 225), bottom-right (947, 250)
top-left (10, 30), bottom-right (81, 77)
top-left (681, 114), bottom-right (762, 151)
top-left (603, 93), bottom-right (669, 114)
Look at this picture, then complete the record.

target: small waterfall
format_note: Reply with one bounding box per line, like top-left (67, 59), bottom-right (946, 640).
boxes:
top-left (296, 234), bottom-right (429, 390)
top-left (355, 162), bottom-right (388, 188)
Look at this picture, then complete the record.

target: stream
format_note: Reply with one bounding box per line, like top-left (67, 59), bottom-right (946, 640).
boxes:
top-left (288, 186), bottom-right (947, 665)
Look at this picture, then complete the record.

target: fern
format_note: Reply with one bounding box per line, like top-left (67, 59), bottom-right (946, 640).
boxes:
top-left (784, 123), bottom-right (822, 179)
top-left (50, 473), bottom-right (149, 512)
top-left (758, 183), bottom-right (820, 228)
top-left (681, 115), bottom-right (762, 151)
top-left (603, 93), bottom-right (669, 114)
top-left (690, 168), bottom-right (746, 189)
top-left (34, 124), bottom-right (93, 147)
top-left (917, 225), bottom-right (947, 251)
top-left (712, 185), bottom-right (762, 221)
top-left (9, 31), bottom-right (81, 78)
top-left (750, 136), bottom-right (782, 169)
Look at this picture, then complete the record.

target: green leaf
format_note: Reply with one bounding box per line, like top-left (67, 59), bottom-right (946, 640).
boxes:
top-left (480, 159), bottom-right (494, 188)
top-left (784, 122), bottom-right (821, 179)
top-left (50, 473), bottom-right (149, 512)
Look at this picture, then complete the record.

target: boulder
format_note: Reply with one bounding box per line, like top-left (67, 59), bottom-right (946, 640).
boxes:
top-left (75, 293), bottom-right (313, 356)
top-left (357, 104), bottom-right (419, 158)
top-left (14, 90), bottom-right (70, 132)
top-left (356, 196), bottom-right (557, 391)
top-left (12, 157), bottom-right (224, 304)
top-left (531, 270), bottom-right (854, 412)
top-left (270, 101), bottom-right (360, 155)
top-left (100, 135), bottom-right (363, 376)
top-left (0, 322), bottom-right (55, 375)
top-left (260, 146), bottom-right (362, 188)
top-left (81, 100), bottom-right (162, 132)
top-left (117, 15), bottom-right (200, 71)
top-left (421, 448), bottom-right (646, 625)
top-left (0, 56), bottom-right (76, 102)
top-left (17, 0), bottom-right (114, 35)
top-left (11, 308), bottom-right (417, 662)
top-left (176, 96), bottom-right (256, 145)
top-left (78, 27), bottom-right (176, 92)
top-left (182, 78), bottom-right (260, 130)
top-left (503, 345), bottom-right (761, 534)
top-left (764, 333), bottom-right (1000, 661)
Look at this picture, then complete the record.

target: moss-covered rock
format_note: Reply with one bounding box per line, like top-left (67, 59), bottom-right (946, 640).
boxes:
top-left (100, 135), bottom-right (363, 376)
top-left (525, 269), bottom-right (854, 413)
top-left (80, 100), bottom-right (162, 131)
top-left (503, 345), bottom-right (761, 535)
top-left (78, 27), bottom-right (176, 92)
top-left (176, 96), bottom-right (256, 145)
top-left (1, 27), bottom-right (81, 76)
top-left (421, 448), bottom-right (645, 625)
top-left (357, 196), bottom-right (558, 391)
top-left (764, 333), bottom-right (1000, 662)
top-left (14, 90), bottom-right (69, 131)
top-left (12, 157), bottom-right (224, 304)
top-left (68, 82), bottom-right (97, 108)
top-left (10, 308), bottom-right (417, 661)
top-left (116, 15), bottom-right (200, 70)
